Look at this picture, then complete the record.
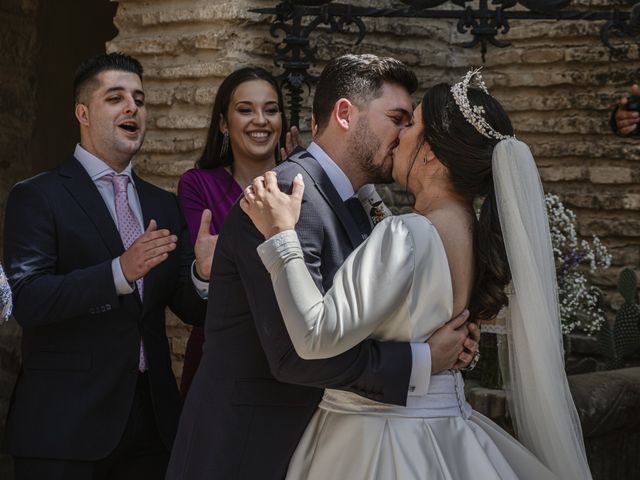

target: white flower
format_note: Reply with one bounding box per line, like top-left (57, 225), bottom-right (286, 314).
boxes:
top-left (545, 194), bottom-right (610, 335)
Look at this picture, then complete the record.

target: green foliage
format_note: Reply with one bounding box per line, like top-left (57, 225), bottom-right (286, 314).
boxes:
top-left (597, 268), bottom-right (640, 369)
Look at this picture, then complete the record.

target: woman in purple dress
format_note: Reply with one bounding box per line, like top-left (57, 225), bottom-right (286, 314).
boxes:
top-left (177, 67), bottom-right (293, 397)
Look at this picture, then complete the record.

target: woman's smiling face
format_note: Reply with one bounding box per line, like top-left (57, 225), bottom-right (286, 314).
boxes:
top-left (221, 79), bottom-right (283, 164)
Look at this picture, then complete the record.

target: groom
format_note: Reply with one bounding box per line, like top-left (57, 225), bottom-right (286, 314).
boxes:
top-left (167, 54), bottom-right (479, 479)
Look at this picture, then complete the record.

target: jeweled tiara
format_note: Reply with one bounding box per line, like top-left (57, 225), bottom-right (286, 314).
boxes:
top-left (450, 68), bottom-right (514, 141)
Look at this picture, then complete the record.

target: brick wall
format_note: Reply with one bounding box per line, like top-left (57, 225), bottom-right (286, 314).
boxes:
top-left (108, 0), bottom-right (639, 382)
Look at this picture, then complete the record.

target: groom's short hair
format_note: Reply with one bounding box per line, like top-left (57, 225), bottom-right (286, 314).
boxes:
top-left (73, 52), bottom-right (144, 104)
top-left (312, 54), bottom-right (417, 134)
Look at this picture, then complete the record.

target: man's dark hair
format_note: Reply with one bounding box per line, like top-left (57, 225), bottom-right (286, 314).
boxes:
top-left (73, 52), bottom-right (144, 103)
top-left (312, 54), bottom-right (418, 133)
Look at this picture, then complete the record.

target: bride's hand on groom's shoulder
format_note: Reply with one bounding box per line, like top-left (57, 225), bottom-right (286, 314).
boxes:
top-left (240, 171), bottom-right (305, 239)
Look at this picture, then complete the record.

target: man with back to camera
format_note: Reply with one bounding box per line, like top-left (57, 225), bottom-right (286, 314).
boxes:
top-left (168, 54), bottom-right (481, 479)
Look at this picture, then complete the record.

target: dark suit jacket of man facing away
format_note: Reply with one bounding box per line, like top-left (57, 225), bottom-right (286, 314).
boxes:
top-left (3, 155), bottom-right (207, 460)
top-left (167, 147), bottom-right (413, 479)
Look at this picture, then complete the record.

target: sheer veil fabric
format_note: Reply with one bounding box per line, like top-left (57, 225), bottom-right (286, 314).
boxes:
top-left (493, 139), bottom-right (592, 479)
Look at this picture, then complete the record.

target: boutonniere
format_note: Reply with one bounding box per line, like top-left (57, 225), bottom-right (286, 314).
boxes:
top-left (357, 184), bottom-right (392, 226)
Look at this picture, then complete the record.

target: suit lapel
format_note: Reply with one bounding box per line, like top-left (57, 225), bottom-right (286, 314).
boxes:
top-left (59, 156), bottom-right (124, 258)
top-left (288, 148), bottom-right (365, 249)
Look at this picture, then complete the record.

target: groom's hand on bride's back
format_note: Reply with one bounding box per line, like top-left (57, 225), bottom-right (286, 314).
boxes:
top-left (427, 310), bottom-right (479, 374)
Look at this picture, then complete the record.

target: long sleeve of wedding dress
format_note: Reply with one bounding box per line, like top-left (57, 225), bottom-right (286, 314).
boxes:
top-left (257, 215), bottom-right (451, 360)
top-left (259, 214), bottom-right (564, 480)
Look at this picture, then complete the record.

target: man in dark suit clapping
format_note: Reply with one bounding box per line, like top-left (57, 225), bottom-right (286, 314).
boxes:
top-left (3, 52), bottom-right (215, 480)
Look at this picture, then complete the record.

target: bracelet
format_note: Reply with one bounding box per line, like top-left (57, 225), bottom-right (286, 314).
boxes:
top-left (460, 350), bottom-right (481, 372)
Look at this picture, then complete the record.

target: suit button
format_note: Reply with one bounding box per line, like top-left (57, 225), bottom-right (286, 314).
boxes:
top-left (105, 304), bottom-right (112, 311)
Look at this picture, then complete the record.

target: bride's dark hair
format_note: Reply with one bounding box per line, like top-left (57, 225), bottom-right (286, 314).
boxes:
top-left (421, 83), bottom-right (514, 320)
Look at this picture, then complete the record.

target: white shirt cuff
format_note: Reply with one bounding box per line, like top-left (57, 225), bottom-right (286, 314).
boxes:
top-left (408, 342), bottom-right (431, 396)
top-left (112, 257), bottom-right (135, 295)
top-left (191, 261), bottom-right (209, 299)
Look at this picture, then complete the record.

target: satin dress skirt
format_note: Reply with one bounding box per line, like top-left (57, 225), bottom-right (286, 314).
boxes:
top-left (286, 372), bottom-right (558, 480)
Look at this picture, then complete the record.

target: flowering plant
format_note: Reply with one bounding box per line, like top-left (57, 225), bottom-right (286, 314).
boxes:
top-left (0, 263), bottom-right (12, 324)
top-left (546, 194), bottom-right (612, 335)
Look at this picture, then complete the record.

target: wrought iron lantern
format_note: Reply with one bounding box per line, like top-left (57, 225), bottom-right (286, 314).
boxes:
top-left (252, 1), bottom-right (640, 127)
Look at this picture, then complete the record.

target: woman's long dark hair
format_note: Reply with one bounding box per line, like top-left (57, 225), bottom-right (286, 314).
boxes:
top-left (421, 83), bottom-right (514, 320)
top-left (197, 67), bottom-right (288, 170)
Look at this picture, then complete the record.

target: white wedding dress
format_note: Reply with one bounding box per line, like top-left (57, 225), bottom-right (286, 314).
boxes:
top-left (257, 213), bottom-right (558, 480)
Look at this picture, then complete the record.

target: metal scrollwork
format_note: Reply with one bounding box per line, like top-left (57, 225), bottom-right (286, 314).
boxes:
top-left (252, 1), bottom-right (640, 127)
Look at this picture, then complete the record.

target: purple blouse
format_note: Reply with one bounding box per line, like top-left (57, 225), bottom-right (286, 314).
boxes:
top-left (178, 167), bottom-right (243, 245)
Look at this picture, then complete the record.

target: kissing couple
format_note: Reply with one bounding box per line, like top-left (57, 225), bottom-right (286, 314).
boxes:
top-left (168, 55), bottom-right (592, 480)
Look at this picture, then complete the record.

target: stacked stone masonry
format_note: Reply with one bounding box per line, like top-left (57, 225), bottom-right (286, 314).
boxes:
top-left (103, 0), bottom-right (640, 382)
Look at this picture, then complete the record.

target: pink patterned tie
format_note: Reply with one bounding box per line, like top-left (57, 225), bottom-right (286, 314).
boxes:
top-left (103, 173), bottom-right (148, 372)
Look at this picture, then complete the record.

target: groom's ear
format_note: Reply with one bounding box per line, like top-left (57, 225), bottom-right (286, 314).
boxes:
top-left (333, 98), bottom-right (353, 131)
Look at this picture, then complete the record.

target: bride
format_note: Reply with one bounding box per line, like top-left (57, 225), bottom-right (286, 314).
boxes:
top-left (240, 70), bottom-right (592, 480)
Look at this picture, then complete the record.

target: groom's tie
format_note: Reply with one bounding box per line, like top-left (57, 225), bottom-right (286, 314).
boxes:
top-left (103, 173), bottom-right (148, 372)
top-left (344, 197), bottom-right (372, 240)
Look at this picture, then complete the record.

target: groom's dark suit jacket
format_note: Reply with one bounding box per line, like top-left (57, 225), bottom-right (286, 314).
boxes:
top-left (167, 148), bottom-right (413, 479)
top-left (3, 156), bottom-right (206, 460)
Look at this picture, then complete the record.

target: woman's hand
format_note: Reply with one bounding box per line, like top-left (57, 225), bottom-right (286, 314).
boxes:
top-left (280, 126), bottom-right (302, 160)
top-left (240, 171), bottom-right (305, 239)
top-left (194, 209), bottom-right (218, 281)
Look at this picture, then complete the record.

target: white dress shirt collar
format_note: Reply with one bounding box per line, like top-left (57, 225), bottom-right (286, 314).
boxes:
top-left (307, 142), bottom-right (354, 202)
top-left (74, 144), bottom-right (135, 185)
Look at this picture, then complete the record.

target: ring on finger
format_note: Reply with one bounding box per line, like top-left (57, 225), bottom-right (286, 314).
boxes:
top-left (460, 350), bottom-right (480, 372)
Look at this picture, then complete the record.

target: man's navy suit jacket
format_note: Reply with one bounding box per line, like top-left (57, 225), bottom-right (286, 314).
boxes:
top-left (167, 147), bottom-right (413, 479)
top-left (3, 155), bottom-right (206, 460)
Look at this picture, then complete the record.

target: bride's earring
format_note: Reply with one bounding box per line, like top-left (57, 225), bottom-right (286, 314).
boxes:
top-left (422, 156), bottom-right (428, 165)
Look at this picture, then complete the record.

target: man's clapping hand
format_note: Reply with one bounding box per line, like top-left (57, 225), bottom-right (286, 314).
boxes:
top-left (120, 219), bottom-right (176, 283)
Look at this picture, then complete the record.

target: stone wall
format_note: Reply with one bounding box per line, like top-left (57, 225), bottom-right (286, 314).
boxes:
top-left (107, 0), bottom-right (640, 382)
